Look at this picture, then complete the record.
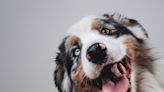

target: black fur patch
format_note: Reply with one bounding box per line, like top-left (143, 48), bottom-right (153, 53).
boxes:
top-left (100, 18), bottom-right (144, 43)
top-left (114, 24), bottom-right (144, 43)
top-left (54, 36), bottom-right (73, 92)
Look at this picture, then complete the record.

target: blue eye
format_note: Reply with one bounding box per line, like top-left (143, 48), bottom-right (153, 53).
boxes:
top-left (73, 48), bottom-right (81, 57)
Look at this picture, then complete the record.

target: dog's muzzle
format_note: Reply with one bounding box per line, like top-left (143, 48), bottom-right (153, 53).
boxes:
top-left (85, 42), bottom-right (131, 92)
top-left (86, 43), bottom-right (107, 64)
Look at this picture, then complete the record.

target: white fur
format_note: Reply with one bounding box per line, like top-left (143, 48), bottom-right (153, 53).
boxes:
top-left (63, 72), bottom-right (72, 92)
top-left (127, 26), bottom-right (147, 40)
top-left (153, 60), bottom-right (164, 88)
top-left (67, 15), bottom-right (100, 37)
top-left (131, 63), bottom-right (136, 92)
top-left (138, 68), bottom-right (164, 92)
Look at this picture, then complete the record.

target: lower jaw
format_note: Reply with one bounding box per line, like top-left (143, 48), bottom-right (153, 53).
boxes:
top-left (90, 57), bottom-right (132, 92)
top-left (89, 72), bottom-right (131, 92)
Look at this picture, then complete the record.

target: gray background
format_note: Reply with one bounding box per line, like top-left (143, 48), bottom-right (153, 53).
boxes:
top-left (0, 0), bottom-right (164, 92)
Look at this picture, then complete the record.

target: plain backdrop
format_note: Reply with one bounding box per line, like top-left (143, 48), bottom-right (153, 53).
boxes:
top-left (0, 0), bottom-right (164, 92)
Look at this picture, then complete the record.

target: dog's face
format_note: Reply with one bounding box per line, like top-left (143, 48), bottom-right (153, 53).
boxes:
top-left (54, 13), bottom-right (152, 92)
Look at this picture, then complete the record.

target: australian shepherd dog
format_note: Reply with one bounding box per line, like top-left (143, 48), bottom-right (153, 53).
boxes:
top-left (54, 13), bottom-right (164, 92)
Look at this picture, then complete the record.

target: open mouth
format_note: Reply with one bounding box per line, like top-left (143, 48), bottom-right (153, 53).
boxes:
top-left (88, 56), bottom-right (131, 92)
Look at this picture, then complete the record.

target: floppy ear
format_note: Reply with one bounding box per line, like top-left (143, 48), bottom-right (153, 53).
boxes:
top-left (54, 53), bottom-right (65, 92)
top-left (111, 13), bottom-right (149, 40)
top-left (54, 37), bottom-right (73, 92)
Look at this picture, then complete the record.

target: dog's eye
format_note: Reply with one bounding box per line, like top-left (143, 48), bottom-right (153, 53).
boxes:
top-left (100, 28), bottom-right (113, 35)
top-left (73, 48), bottom-right (81, 57)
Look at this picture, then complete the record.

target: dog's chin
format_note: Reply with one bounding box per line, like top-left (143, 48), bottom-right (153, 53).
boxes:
top-left (88, 56), bottom-right (131, 92)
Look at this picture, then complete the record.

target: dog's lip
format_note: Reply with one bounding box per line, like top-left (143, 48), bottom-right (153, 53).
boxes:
top-left (89, 56), bottom-right (131, 91)
top-left (102, 56), bottom-right (131, 84)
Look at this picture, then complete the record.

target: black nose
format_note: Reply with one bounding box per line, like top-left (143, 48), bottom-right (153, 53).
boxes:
top-left (86, 43), bottom-right (107, 64)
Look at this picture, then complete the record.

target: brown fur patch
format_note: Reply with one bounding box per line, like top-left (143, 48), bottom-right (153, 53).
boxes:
top-left (124, 36), bottom-right (153, 73)
top-left (91, 20), bottom-right (102, 30)
top-left (67, 36), bottom-right (81, 46)
top-left (72, 65), bottom-right (100, 92)
top-left (123, 36), bottom-right (155, 91)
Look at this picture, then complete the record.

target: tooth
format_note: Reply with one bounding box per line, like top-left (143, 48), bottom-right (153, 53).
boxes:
top-left (118, 63), bottom-right (126, 74)
top-left (120, 60), bottom-right (126, 68)
top-left (125, 59), bottom-right (131, 69)
top-left (111, 64), bottom-right (122, 77)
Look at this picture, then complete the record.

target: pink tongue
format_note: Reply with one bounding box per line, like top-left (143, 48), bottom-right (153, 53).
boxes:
top-left (102, 75), bottom-right (129, 92)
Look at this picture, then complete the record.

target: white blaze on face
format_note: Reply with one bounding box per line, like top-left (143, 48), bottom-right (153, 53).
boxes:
top-left (67, 15), bottom-right (126, 79)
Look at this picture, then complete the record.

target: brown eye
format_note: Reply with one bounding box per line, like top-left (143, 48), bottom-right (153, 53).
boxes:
top-left (100, 28), bottom-right (112, 35)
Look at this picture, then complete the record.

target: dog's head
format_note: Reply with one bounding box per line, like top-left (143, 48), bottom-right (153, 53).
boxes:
top-left (54, 13), bottom-right (152, 92)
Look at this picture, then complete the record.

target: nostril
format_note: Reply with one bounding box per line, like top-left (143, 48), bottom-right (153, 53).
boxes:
top-left (99, 43), bottom-right (106, 50)
top-left (86, 43), bottom-right (107, 64)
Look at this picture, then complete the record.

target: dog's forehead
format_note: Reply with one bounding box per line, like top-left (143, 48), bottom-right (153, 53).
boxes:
top-left (66, 15), bottom-right (106, 37)
top-left (66, 14), bottom-right (149, 43)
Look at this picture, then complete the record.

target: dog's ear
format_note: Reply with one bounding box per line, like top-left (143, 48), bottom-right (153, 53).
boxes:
top-left (111, 13), bottom-right (149, 40)
top-left (54, 37), bottom-right (73, 92)
top-left (54, 52), bottom-right (65, 92)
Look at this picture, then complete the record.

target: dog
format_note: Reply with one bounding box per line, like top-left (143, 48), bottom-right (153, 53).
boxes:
top-left (54, 13), bottom-right (164, 92)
